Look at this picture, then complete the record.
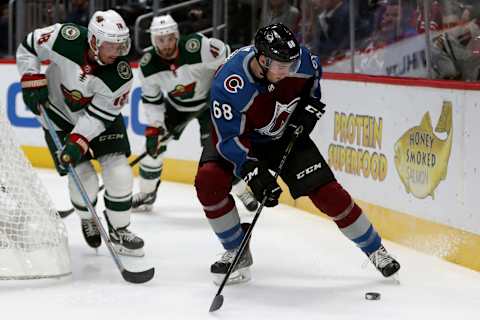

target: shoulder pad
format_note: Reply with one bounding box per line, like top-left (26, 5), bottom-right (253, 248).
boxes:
top-left (139, 48), bottom-right (169, 77)
top-left (212, 71), bottom-right (257, 112)
top-left (52, 23), bottom-right (88, 65)
top-left (95, 57), bottom-right (133, 93)
top-left (295, 47), bottom-right (322, 78)
top-left (180, 33), bottom-right (203, 54)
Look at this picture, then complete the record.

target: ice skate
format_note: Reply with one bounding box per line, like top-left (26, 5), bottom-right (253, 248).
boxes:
top-left (104, 211), bottom-right (145, 257)
top-left (237, 188), bottom-right (259, 212)
top-left (211, 246), bottom-right (253, 285)
top-left (81, 218), bottom-right (101, 248)
top-left (108, 226), bottom-right (145, 257)
top-left (232, 179), bottom-right (259, 212)
top-left (368, 245), bottom-right (400, 278)
top-left (131, 191), bottom-right (157, 212)
top-left (211, 223), bottom-right (253, 285)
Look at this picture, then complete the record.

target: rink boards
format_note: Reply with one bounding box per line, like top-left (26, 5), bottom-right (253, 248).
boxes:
top-left (1, 61), bottom-right (479, 271)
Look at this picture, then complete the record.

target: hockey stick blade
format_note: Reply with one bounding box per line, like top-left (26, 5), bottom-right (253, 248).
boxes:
top-left (209, 294), bottom-right (224, 312)
top-left (58, 208), bottom-right (74, 218)
top-left (121, 267), bottom-right (155, 284)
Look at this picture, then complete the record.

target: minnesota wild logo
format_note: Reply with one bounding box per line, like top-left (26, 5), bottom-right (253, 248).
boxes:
top-left (117, 61), bottom-right (132, 80)
top-left (61, 85), bottom-right (92, 111)
top-left (185, 38), bottom-right (200, 53)
top-left (394, 101), bottom-right (453, 199)
top-left (61, 26), bottom-right (80, 41)
top-left (168, 82), bottom-right (196, 100)
top-left (140, 53), bottom-right (152, 67)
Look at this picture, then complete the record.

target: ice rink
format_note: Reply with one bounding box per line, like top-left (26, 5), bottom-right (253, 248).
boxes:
top-left (1, 169), bottom-right (479, 320)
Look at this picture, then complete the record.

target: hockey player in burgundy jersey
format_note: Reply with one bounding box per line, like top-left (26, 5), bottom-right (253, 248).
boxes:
top-left (195, 23), bottom-right (401, 285)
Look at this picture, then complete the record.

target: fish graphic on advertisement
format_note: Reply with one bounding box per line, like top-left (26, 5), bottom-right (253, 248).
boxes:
top-left (394, 101), bottom-right (453, 199)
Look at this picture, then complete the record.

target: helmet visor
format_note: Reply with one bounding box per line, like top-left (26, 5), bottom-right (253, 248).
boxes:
top-left (99, 38), bottom-right (131, 56)
top-left (267, 58), bottom-right (300, 74)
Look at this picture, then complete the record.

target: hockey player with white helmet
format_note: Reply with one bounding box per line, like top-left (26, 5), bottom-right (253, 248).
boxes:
top-left (16, 10), bottom-right (145, 257)
top-left (133, 14), bottom-right (259, 213)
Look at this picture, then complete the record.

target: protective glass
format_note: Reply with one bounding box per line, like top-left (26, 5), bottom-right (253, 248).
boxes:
top-left (471, 35), bottom-right (480, 56)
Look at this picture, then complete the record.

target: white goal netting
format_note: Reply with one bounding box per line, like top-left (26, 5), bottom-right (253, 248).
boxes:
top-left (0, 104), bottom-right (71, 280)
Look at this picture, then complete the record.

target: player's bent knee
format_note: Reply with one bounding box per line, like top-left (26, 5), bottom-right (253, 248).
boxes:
top-left (105, 165), bottom-right (133, 196)
top-left (68, 161), bottom-right (98, 206)
top-left (308, 181), bottom-right (353, 218)
top-left (195, 162), bottom-right (232, 205)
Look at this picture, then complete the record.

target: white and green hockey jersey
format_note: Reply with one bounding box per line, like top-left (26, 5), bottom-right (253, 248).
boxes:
top-left (139, 33), bottom-right (229, 127)
top-left (16, 23), bottom-right (133, 141)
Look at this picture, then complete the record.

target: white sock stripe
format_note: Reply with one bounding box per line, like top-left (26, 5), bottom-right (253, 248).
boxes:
top-left (203, 197), bottom-right (229, 211)
top-left (104, 193), bottom-right (133, 202)
top-left (139, 165), bottom-right (163, 172)
top-left (340, 213), bottom-right (371, 240)
top-left (208, 206), bottom-right (240, 234)
top-left (332, 200), bottom-right (355, 221)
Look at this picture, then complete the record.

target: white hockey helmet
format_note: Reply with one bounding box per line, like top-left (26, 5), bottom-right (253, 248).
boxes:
top-left (88, 10), bottom-right (131, 64)
top-left (149, 14), bottom-right (180, 46)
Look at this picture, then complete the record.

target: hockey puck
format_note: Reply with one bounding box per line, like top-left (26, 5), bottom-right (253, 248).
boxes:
top-left (365, 292), bottom-right (381, 300)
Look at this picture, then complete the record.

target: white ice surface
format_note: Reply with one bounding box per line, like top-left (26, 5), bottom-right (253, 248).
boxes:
top-left (1, 169), bottom-right (479, 320)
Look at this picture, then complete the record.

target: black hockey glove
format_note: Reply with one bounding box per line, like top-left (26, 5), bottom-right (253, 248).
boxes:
top-left (241, 160), bottom-right (282, 207)
top-left (289, 97), bottom-right (326, 136)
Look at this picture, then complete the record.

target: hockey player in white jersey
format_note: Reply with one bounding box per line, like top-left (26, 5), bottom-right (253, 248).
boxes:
top-left (133, 14), bottom-right (258, 213)
top-left (16, 10), bottom-right (145, 257)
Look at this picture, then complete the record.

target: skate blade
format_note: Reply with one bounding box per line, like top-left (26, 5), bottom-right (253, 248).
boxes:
top-left (391, 272), bottom-right (401, 285)
top-left (213, 267), bottom-right (251, 286)
top-left (113, 244), bottom-right (145, 257)
top-left (131, 205), bottom-right (153, 213)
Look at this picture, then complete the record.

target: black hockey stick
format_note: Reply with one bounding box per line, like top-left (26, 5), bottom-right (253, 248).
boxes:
top-left (58, 107), bottom-right (208, 218)
top-left (209, 125), bottom-right (304, 312)
top-left (39, 104), bottom-right (154, 284)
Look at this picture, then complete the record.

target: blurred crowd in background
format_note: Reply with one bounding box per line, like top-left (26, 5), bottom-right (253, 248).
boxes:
top-left (1, 0), bottom-right (479, 81)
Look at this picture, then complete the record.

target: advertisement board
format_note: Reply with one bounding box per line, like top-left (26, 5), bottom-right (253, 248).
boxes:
top-left (315, 78), bottom-right (478, 235)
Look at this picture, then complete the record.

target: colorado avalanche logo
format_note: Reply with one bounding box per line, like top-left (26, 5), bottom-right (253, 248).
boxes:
top-left (224, 74), bottom-right (244, 93)
top-left (256, 97), bottom-right (300, 138)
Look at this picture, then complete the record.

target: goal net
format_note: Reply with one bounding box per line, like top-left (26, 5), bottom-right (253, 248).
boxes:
top-left (0, 104), bottom-right (71, 280)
